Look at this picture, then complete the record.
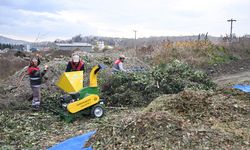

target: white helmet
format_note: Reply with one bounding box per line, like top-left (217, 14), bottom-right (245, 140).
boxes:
top-left (119, 54), bottom-right (125, 59)
top-left (72, 54), bottom-right (80, 63)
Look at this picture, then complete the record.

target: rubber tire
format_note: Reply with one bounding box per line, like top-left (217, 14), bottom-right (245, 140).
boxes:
top-left (91, 104), bottom-right (105, 118)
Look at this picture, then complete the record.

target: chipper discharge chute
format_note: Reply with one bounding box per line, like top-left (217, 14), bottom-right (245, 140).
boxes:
top-left (54, 64), bottom-right (106, 122)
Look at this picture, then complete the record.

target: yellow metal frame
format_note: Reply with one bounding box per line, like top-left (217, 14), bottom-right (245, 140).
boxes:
top-left (67, 95), bottom-right (100, 113)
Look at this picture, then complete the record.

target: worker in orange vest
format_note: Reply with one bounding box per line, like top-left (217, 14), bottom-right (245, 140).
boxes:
top-left (65, 54), bottom-right (85, 72)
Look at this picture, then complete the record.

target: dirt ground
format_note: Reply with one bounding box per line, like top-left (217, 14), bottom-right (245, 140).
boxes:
top-left (0, 53), bottom-right (250, 149)
top-left (214, 70), bottom-right (250, 86)
top-left (207, 59), bottom-right (250, 86)
top-left (204, 59), bottom-right (250, 77)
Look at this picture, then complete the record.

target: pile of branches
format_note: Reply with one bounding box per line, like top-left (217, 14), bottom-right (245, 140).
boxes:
top-left (101, 60), bottom-right (216, 107)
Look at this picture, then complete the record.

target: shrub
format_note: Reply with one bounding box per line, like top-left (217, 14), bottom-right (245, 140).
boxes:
top-left (101, 60), bottom-right (216, 107)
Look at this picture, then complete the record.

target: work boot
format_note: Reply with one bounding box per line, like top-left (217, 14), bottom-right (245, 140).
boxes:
top-left (32, 102), bottom-right (40, 111)
top-left (32, 105), bottom-right (40, 111)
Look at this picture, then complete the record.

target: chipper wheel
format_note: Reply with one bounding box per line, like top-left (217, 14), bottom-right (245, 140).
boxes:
top-left (91, 104), bottom-right (105, 118)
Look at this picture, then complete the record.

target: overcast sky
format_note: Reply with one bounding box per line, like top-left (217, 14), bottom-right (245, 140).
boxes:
top-left (0, 0), bottom-right (250, 41)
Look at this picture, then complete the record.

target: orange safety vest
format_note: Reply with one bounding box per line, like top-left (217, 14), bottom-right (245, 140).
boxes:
top-left (70, 61), bottom-right (84, 71)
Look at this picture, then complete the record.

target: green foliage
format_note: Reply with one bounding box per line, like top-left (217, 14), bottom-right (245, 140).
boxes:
top-left (81, 55), bottom-right (90, 63)
top-left (207, 45), bottom-right (238, 64)
top-left (101, 60), bottom-right (216, 107)
top-left (41, 90), bottom-right (62, 109)
top-left (96, 56), bottom-right (113, 66)
top-left (57, 62), bottom-right (67, 71)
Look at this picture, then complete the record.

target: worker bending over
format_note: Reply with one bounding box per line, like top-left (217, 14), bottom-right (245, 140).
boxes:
top-left (112, 55), bottom-right (127, 73)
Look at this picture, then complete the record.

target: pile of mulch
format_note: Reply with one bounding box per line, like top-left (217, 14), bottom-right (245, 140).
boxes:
top-left (145, 88), bottom-right (249, 122)
top-left (86, 88), bottom-right (250, 149)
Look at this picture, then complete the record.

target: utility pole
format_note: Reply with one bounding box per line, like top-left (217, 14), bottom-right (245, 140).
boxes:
top-left (227, 18), bottom-right (236, 41)
top-left (133, 30), bottom-right (137, 50)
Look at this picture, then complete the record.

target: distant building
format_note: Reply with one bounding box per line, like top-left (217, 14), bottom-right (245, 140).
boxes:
top-left (56, 43), bottom-right (92, 52)
top-left (244, 35), bottom-right (250, 38)
top-left (26, 44), bottom-right (30, 52)
top-left (97, 41), bottom-right (105, 50)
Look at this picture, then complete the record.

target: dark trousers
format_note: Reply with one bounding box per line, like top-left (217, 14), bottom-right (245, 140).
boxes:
top-left (31, 86), bottom-right (41, 106)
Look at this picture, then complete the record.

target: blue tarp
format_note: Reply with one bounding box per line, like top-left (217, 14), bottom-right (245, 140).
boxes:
top-left (47, 130), bottom-right (96, 150)
top-left (233, 84), bottom-right (250, 92)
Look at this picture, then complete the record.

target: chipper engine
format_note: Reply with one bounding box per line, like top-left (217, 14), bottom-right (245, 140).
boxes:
top-left (55, 64), bottom-right (106, 122)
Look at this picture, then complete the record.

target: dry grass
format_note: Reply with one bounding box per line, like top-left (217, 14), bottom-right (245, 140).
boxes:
top-left (152, 41), bottom-right (214, 65)
top-left (221, 37), bottom-right (250, 59)
top-left (125, 40), bottom-right (236, 67)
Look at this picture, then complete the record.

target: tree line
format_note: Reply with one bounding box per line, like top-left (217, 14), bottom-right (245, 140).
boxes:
top-left (0, 43), bottom-right (25, 50)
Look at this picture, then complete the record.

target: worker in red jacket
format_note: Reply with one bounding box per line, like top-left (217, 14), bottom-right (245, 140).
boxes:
top-left (112, 54), bottom-right (127, 73)
top-left (28, 56), bottom-right (48, 109)
top-left (65, 54), bottom-right (85, 72)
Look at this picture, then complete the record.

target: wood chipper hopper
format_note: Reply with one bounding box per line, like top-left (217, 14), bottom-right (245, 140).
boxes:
top-left (55, 64), bottom-right (106, 122)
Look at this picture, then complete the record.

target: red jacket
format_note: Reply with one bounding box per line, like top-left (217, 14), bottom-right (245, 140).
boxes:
top-left (28, 66), bottom-right (40, 75)
top-left (113, 59), bottom-right (121, 70)
top-left (28, 66), bottom-right (46, 86)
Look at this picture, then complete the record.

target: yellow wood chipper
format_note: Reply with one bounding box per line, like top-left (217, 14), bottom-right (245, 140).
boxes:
top-left (54, 64), bottom-right (106, 122)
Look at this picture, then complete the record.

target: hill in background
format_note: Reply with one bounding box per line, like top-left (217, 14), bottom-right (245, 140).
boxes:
top-left (0, 35), bottom-right (30, 45)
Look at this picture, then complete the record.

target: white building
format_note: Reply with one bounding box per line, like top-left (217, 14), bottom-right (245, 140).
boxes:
top-left (244, 35), bottom-right (250, 38)
top-left (96, 41), bottom-right (105, 50)
top-left (26, 44), bottom-right (31, 52)
top-left (56, 43), bottom-right (92, 52)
